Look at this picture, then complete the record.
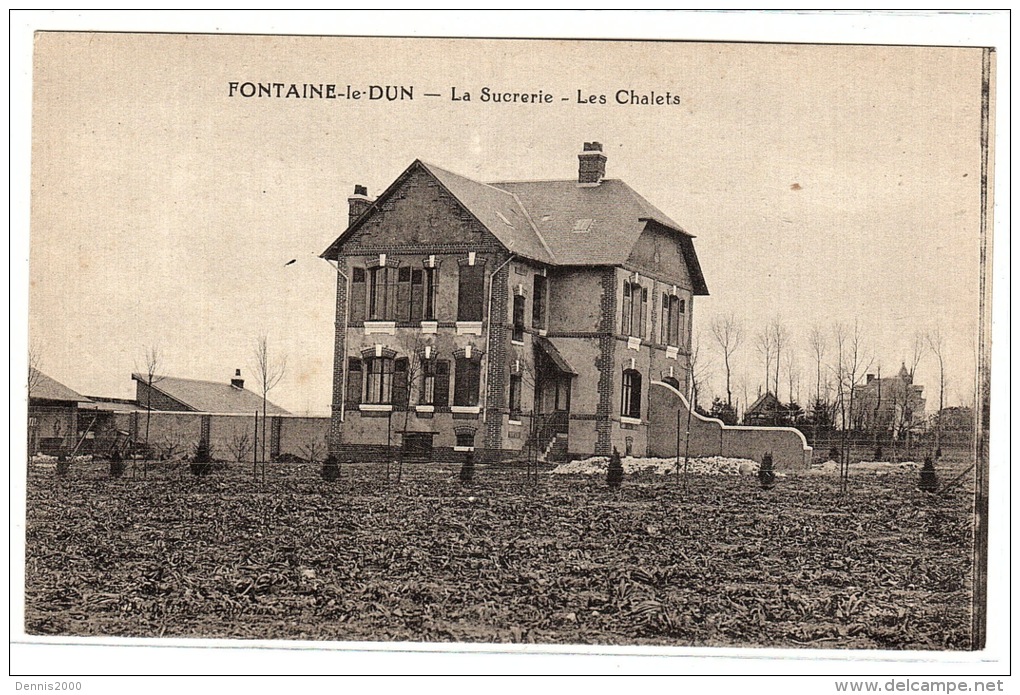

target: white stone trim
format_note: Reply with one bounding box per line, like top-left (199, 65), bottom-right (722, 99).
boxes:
top-left (620, 416), bottom-right (642, 426)
top-left (451, 405), bottom-right (481, 415)
top-left (453, 446), bottom-right (476, 452)
top-left (508, 419), bottom-right (523, 426)
top-left (364, 321), bottom-right (396, 335)
top-left (414, 405), bottom-right (435, 413)
top-left (420, 320), bottom-right (438, 333)
top-left (666, 345), bottom-right (679, 360)
top-left (628, 336), bottom-right (642, 351)
top-left (456, 321), bottom-right (483, 335)
top-left (511, 339), bottom-right (525, 347)
top-left (359, 404), bottom-right (393, 412)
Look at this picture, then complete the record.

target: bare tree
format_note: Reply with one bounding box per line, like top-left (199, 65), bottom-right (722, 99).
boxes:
top-left (908, 331), bottom-right (926, 380)
top-left (226, 422), bottom-right (253, 463)
top-left (136, 345), bottom-right (166, 472)
top-left (783, 348), bottom-right (798, 407)
top-left (395, 332), bottom-right (429, 483)
top-left (710, 313), bottom-right (743, 408)
top-left (251, 333), bottom-right (287, 465)
top-left (831, 320), bottom-right (873, 492)
top-left (808, 325), bottom-right (825, 403)
top-left (299, 432), bottom-right (328, 465)
top-left (156, 424), bottom-right (186, 461)
top-left (688, 330), bottom-right (713, 413)
top-left (28, 342), bottom-right (44, 401)
top-left (926, 326), bottom-right (947, 456)
top-left (27, 342), bottom-right (45, 457)
top-left (755, 325), bottom-right (776, 397)
top-left (770, 318), bottom-right (789, 398)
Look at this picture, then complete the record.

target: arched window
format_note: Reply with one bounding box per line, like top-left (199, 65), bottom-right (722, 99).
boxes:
top-left (621, 369), bottom-right (642, 419)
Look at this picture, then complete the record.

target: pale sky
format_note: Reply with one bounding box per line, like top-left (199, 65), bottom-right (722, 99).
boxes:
top-left (24, 23), bottom-right (994, 416)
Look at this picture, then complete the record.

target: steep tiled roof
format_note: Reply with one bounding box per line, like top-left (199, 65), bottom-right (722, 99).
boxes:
top-left (323, 158), bottom-right (708, 294)
top-left (29, 368), bottom-right (92, 404)
top-left (132, 373), bottom-right (290, 415)
top-left (490, 178), bottom-right (686, 265)
top-left (422, 162), bottom-right (554, 264)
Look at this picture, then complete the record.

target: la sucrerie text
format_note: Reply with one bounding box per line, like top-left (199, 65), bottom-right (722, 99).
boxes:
top-left (451, 87), bottom-right (681, 105)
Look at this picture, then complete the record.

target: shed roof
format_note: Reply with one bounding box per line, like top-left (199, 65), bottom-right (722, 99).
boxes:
top-left (132, 373), bottom-right (290, 415)
top-left (29, 368), bottom-right (92, 404)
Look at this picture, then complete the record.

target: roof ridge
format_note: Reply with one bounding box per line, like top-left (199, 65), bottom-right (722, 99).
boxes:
top-left (490, 177), bottom-right (623, 184)
top-left (418, 161), bottom-right (520, 198)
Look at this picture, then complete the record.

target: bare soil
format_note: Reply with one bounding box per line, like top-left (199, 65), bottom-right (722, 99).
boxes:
top-left (23, 459), bottom-right (977, 649)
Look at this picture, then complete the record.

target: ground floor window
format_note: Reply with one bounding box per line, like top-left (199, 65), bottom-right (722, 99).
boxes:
top-left (454, 356), bottom-right (482, 407)
top-left (621, 369), bottom-right (642, 419)
top-left (508, 374), bottom-right (522, 420)
top-left (364, 357), bottom-right (394, 404)
top-left (420, 359), bottom-right (450, 406)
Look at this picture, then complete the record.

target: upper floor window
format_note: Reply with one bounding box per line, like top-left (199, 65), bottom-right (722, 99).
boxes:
top-left (457, 263), bottom-right (485, 322)
top-left (661, 294), bottom-right (683, 347)
top-left (532, 275), bottom-right (547, 329)
top-left (401, 266), bottom-right (438, 322)
top-left (351, 261), bottom-right (437, 323)
top-left (621, 369), bottom-right (643, 419)
top-left (367, 266), bottom-right (394, 321)
top-left (622, 281), bottom-right (647, 338)
top-left (512, 294), bottom-right (526, 343)
top-left (422, 267), bottom-right (437, 320)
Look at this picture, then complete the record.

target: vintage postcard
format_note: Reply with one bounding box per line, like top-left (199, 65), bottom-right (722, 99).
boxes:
top-left (12, 12), bottom-right (1006, 680)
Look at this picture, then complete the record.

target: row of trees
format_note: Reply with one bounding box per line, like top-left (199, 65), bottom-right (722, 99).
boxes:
top-left (693, 315), bottom-right (952, 447)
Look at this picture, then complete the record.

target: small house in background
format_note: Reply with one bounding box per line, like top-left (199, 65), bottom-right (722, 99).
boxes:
top-left (28, 368), bottom-right (93, 455)
top-left (742, 391), bottom-right (784, 427)
top-left (131, 370), bottom-right (291, 415)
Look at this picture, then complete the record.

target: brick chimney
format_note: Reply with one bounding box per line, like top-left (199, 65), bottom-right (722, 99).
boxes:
top-left (231, 369), bottom-right (244, 390)
top-left (866, 373), bottom-right (875, 384)
top-left (578, 141), bottom-right (607, 185)
top-left (348, 184), bottom-right (372, 227)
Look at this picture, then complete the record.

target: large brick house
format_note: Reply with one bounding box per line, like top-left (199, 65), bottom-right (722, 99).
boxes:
top-left (321, 142), bottom-right (708, 462)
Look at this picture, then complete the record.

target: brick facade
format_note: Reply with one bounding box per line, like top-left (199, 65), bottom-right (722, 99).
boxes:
top-left (483, 256), bottom-right (511, 451)
top-left (135, 381), bottom-right (193, 412)
top-left (322, 154), bottom-right (708, 463)
top-left (594, 268), bottom-right (618, 456)
top-left (329, 257), bottom-right (349, 452)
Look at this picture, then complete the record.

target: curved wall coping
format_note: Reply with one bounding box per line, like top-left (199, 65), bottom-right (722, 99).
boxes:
top-left (650, 380), bottom-right (812, 453)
